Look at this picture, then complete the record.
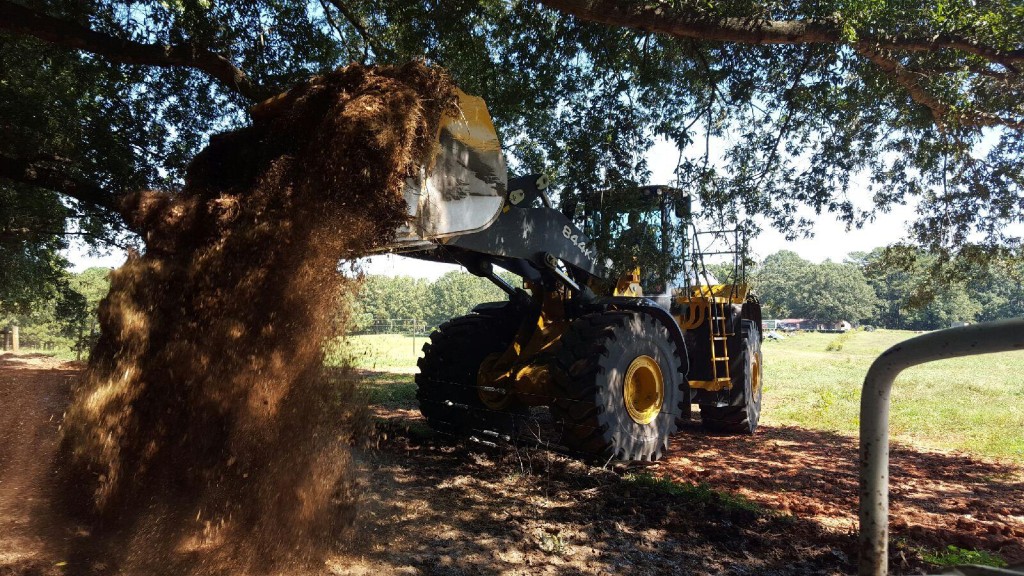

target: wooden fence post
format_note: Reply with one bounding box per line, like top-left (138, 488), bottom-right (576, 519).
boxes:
top-left (11, 325), bottom-right (18, 352)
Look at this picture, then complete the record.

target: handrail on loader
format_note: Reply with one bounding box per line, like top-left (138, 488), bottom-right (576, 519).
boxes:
top-left (858, 318), bottom-right (1024, 576)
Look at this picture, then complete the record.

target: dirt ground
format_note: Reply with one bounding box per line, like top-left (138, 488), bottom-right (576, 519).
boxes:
top-left (1, 353), bottom-right (1021, 575)
top-left (0, 353), bottom-right (80, 575)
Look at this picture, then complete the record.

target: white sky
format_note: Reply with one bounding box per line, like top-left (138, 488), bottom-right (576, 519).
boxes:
top-left (65, 139), bottom-right (917, 278)
top-left (643, 137), bottom-right (918, 263)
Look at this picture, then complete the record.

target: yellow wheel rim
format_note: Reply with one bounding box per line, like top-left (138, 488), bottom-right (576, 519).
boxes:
top-left (477, 353), bottom-right (514, 410)
top-left (623, 355), bottom-right (664, 425)
top-left (752, 351), bottom-right (762, 396)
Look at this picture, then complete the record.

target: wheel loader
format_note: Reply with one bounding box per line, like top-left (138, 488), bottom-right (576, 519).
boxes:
top-left (376, 89), bottom-right (763, 462)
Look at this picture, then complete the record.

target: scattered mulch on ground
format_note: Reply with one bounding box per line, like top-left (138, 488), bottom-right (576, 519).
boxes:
top-left (336, 423), bottom-right (859, 576)
top-left (2, 357), bottom-right (1021, 575)
top-left (368, 395), bottom-right (1023, 575)
top-left (0, 354), bottom-right (78, 576)
top-left (660, 422), bottom-right (1024, 566)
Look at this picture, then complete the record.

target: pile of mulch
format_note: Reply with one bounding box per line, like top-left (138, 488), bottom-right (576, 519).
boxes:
top-left (55, 62), bottom-right (459, 574)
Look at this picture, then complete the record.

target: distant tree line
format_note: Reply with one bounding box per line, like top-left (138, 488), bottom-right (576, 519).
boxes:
top-left (347, 270), bottom-right (512, 333)
top-left (751, 248), bottom-right (1024, 330)
top-left (1, 267), bottom-right (110, 358)
top-left (9, 249), bottom-right (1021, 352)
top-left (353, 247), bottom-right (1024, 335)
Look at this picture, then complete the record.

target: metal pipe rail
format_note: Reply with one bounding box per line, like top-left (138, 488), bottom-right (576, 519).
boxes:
top-left (859, 318), bottom-right (1024, 576)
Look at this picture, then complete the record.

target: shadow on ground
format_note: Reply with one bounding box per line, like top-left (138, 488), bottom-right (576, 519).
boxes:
top-left (2, 360), bottom-right (1020, 576)
top-left (662, 422), bottom-right (1024, 563)
top-left (358, 381), bottom-right (1023, 575)
top-left (342, 426), bottom-right (859, 576)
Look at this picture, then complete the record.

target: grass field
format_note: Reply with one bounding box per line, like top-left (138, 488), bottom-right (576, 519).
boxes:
top-left (762, 329), bottom-right (1024, 461)
top-left (335, 329), bottom-right (1024, 462)
top-left (326, 334), bottom-right (425, 371)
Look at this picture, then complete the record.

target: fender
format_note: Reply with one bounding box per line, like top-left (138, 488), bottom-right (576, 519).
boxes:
top-left (592, 296), bottom-right (692, 417)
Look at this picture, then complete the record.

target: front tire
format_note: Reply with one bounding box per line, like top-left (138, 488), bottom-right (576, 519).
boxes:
top-left (416, 313), bottom-right (528, 436)
top-left (700, 319), bottom-right (763, 434)
top-left (552, 311), bottom-right (685, 461)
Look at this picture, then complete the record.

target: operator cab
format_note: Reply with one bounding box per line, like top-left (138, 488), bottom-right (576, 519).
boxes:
top-left (564, 185), bottom-right (685, 303)
top-left (565, 183), bottom-right (749, 312)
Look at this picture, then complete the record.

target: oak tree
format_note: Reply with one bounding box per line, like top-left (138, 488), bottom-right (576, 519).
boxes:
top-left (1, 0), bottom-right (1021, 301)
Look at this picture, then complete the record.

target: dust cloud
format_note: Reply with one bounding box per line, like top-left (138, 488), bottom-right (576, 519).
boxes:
top-left (57, 62), bottom-right (458, 573)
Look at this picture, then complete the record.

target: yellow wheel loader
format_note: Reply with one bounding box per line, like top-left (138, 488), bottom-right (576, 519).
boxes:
top-left (374, 90), bottom-right (763, 461)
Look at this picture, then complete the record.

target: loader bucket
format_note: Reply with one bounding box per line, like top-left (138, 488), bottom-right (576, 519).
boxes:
top-left (390, 89), bottom-right (507, 251)
top-left (252, 83), bottom-right (508, 252)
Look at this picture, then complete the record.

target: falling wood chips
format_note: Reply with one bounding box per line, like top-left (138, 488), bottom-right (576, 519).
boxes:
top-left (58, 62), bottom-right (459, 573)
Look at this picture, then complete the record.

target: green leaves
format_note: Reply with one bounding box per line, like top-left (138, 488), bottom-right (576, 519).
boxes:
top-left (2, 0), bottom-right (1023, 308)
top-left (2, 267), bottom-right (110, 357)
top-left (424, 270), bottom-right (510, 328)
top-left (921, 545), bottom-right (1007, 568)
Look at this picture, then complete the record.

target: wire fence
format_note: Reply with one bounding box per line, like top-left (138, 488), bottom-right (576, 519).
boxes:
top-left (354, 318), bottom-right (430, 335)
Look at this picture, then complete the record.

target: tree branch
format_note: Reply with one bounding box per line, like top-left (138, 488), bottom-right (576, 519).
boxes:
top-left (537, 0), bottom-right (1024, 68)
top-left (322, 0), bottom-right (388, 61)
top-left (856, 45), bottom-right (1024, 130)
top-left (0, 153), bottom-right (121, 213)
top-left (317, 0), bottom-right (352, 51)
top-left (0, 1), bottom-right (267, 102)
top-left (538, 0), bottom-right (1024, 129)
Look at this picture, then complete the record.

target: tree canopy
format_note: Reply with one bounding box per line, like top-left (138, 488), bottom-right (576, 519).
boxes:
top-left (2, 0), bottom-right (1022, 304)
top-left (753, 251), bottom-right (879, 323)
top-left (342, 250), bottom-right (1024, 334)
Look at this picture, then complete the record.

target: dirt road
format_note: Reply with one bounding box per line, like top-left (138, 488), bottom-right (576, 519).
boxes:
top-left (0, 353), bottom-right (77, 575)
top-left (1, 355), bottom-right (1021, 575)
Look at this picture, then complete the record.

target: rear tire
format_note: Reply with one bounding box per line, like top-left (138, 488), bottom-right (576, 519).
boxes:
top-left (552, 311), bottom-right (685, 461)
top-left (700, 319), bottom-right (763, 434)
top-left (416, 313), bottom-right (528, 436)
